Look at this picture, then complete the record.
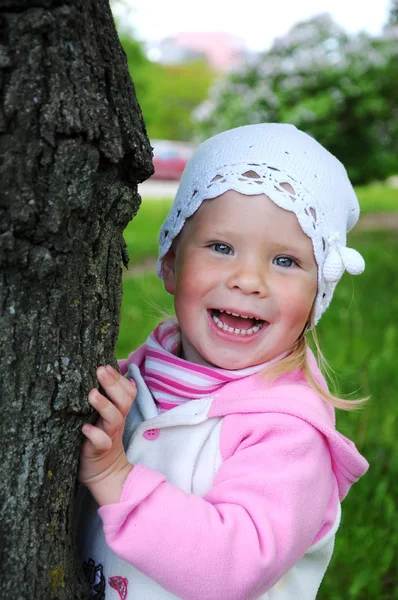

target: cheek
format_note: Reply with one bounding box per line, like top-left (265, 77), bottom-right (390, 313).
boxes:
top-left (281, 278), bottom-right (317, 324)
top-left (174, 264), bottom-right (204, 308)
top-left (176, 255), bottom-right (217, 296)
top-left (297, 281), bottom-right (317, 322)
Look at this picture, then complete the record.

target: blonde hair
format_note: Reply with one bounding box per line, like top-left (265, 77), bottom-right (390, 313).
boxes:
top-left (263, 328), bottom-right (368, 411)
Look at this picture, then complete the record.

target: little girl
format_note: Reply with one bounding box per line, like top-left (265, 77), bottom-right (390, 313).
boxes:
top-left (78, 123), bottom-right (369, 600)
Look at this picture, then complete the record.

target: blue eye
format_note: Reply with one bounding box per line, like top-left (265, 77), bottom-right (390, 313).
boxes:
top-left (211, 243), bottom-right (232, 255)
top-left (273, 256), bottom-right (296, 267)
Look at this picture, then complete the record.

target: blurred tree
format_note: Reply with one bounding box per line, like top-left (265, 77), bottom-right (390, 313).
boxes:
top-left (111, 1), bottom-right (216, 142)
top-left (140, 60), bottom-right (215, 141)
top-left (388, 0), bottom-right (398, 25)
top-left (121, 35), bottom-right (215, 141)
top-left (196, 14), bottom-right (398, 184)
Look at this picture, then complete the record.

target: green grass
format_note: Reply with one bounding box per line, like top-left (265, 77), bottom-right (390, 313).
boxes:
top-left (116, 273), bottom-right (174, 357)
top-left (116, 187), bottom-right (398, 599)
top-left (355, 183), bottom-right (398, 214)
top-left (124, 199), bottom-right (172, 265)
top-left (315, 229), bottom-right (398, 599)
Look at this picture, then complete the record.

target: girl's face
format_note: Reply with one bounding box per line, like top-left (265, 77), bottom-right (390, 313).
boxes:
top-left (162, 191), bottom-right (318, 369)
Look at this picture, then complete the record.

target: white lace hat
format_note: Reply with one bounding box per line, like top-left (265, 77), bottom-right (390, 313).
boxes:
top-left (157, 123), bottom-right (365, 324)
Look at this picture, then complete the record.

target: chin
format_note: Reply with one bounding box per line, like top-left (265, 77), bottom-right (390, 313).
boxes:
top-left (207, 354), bottom-right (252, 371)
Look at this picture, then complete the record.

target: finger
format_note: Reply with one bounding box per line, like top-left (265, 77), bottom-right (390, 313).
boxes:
top-left (119, 373), bottom-right (137, 395)
top-left (97, 366), bottom-right (135, 416)
top-left (102, 365), bottom-right (137, 396)
top-left (104, 366), bottom-right (136, 393)
top-left (98, 365), bottom-right (136, 395)
top-left (81, 423), bottom-right (112, 453)
top-left (88, 389), bottom-right (123, 438)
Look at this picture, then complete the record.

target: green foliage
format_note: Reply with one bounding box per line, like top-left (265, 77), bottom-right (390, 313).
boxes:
top-left (117, 185), bottom-right (398, 598)
top-left (196, 14), bottom-right (398, 185)
top-left (119, 36), bottom-right (151, 104)
top-left (120, 37), bottom-right (215, 141)
top-left (388, 0), bottom-right (398, 25)
top-left (143, 61), bottom-right (215, 141)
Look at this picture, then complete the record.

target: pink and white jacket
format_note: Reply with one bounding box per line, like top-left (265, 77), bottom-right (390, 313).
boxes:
top-left (77, 349), bottom-right (368, 600)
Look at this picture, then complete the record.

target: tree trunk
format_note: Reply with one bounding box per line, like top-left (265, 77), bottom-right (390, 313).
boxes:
top-left (0, 1), bottom-right (153, 597)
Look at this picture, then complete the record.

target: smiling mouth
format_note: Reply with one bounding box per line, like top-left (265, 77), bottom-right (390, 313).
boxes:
top-left (210, 309), bottom-right (266, 336)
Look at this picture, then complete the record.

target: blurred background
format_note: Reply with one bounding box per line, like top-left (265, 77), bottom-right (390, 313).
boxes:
top-left (111, 0), bottom-right (397, 188)
top-left (111, 2), bottom-right (398, 598)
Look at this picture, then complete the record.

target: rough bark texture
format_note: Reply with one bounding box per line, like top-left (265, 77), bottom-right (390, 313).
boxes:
top-left (0, 1), bottom-right (153, 597)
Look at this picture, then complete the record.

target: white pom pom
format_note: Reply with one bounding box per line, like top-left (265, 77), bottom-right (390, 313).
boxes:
top-left (323, 247), bottom-right (345, 282)
top-left (340, 247), bottom-right (365, 275)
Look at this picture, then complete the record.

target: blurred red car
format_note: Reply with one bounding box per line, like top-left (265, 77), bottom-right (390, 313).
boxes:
top-left (151, 140), bottom-right (195, 180)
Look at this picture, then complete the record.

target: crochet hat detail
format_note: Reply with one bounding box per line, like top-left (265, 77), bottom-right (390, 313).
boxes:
top-left (323, 233), bottom-right (365, 283)
top-left (157, 123), bottom-right (365, 324)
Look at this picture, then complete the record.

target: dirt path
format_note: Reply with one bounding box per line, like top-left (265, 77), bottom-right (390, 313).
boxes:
top-left (356, 212), bottom-right (398, 230)
top-left (126, 257), bottom-right (159, 277)
top-left (139, 180), bottom-right (179, 199)
top-left (125, 212), bottom-right (398, 277)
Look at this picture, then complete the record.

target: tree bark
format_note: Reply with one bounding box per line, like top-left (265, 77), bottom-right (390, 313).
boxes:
top-left (0, 1), bottom-right (153, 597)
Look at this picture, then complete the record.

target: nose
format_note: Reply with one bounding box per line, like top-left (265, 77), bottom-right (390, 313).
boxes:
top-left (226, 258), bottom-right (268, 297)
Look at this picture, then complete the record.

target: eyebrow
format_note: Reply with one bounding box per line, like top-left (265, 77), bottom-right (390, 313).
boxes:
top-left (202, 229), bottom-right (239, 239)
top-left (269, 240), bottom-right (310, 253)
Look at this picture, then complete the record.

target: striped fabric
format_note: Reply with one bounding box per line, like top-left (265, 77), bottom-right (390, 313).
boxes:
top-left (143, 319), bottom-right (280, 412)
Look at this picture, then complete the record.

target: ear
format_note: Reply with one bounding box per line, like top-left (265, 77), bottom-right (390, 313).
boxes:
top-left (161, 248), bottom-right (177, 295)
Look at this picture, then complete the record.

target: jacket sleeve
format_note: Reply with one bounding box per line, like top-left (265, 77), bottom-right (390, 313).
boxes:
top-left (98, 413), bottom-right (337, 600)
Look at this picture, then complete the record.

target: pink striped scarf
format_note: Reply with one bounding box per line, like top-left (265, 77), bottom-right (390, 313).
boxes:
top-left (142, 319), bottom-right (282, 412)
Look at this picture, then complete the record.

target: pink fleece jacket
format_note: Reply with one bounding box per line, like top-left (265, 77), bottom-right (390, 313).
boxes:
top-left (80, 351), bottom-right (368, 600)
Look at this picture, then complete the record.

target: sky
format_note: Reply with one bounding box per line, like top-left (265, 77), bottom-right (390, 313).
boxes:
top-left (115, 0), bottom-right (392, 51)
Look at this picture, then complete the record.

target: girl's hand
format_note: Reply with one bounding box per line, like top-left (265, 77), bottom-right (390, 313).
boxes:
top-left (79, 365), bottom-right (136, 505)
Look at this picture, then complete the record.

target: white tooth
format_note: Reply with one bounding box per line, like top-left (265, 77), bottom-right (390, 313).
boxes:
top-left (241, 330), bottom-right (247, 335)
top-left (219, 309), bottom-right (225, 313)
top-left (222, 323), bottom-right (229, 331)
top-left (231, 312), bottom-right (239, 317)
top-left (226, 310), bottom-right (232, 315)
top-left (252, 325), bottom-right (260, 333)
top-left (228, 326), bottom-right (234, 332)
top-left (241, 314), bottom-right (249, 319)
top-left (234, 328), bottom-right (240, 333)
top-left (246, 328), bottom-right (253, 335)
top-left (212, 315), bottom-right (220, 324)
top-left (217, 321), bottom-right (224, 329)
